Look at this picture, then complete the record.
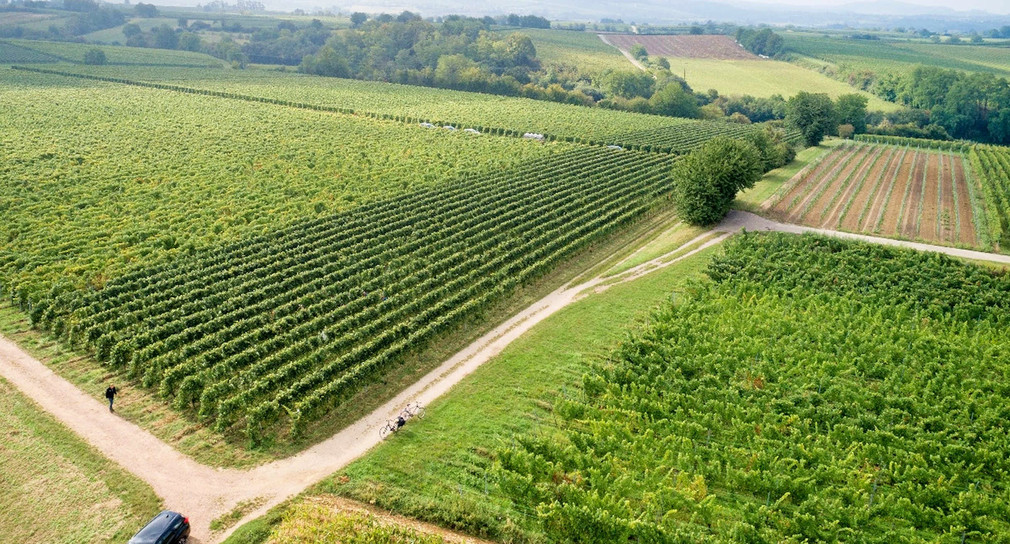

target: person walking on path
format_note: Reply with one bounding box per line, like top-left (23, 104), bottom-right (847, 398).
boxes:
top-left (105, 385), bottom-right (118, 412)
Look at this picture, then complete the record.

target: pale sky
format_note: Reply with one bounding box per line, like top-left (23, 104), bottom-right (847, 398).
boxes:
top-left (148, 0), bottom-right (1010, 16)
top-left (738, 0), bottom-right (1009, 14)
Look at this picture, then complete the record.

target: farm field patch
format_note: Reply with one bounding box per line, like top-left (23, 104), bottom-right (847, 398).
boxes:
top-left (659, 57), bottom-right (896, 109)
top-left (604, 34), bottom-right (758, 59)
top-left (45, 148), bottom-right (675, 442)
top-left (4, 38), bottom-right (223, 67)
top-left (516, 28), bottom-right (631, 73)
top-left (497, 232), bottom-right (1010, 542)
top-left (784, 33), bottom-right (1010, 77)
top-left (0, 67), bottom-right (561, 307)
top-left (33, 63), bottom-right (783, 151)
top-left (767, 142), bottom-right (980, 247)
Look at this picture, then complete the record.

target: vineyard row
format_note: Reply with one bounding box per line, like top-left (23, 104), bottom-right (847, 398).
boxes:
top-left (10, 65), bottom-right (778, 155)
top-left (41, 147), bottom-right (676, 440)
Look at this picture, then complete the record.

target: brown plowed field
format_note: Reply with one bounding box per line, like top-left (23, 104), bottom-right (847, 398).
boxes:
top-left (603, 34), bottom-right (760, 60)
top-left (820, 146), bottom-right (885, 228)
top-left (917, 153), bottom-right (941, 242)
top-left (880, 151), bottom-right (917, 234)
top-left (840, 147), bottom-right (898, 231)
top-left (953, 158), bottom-right (977, 245)
top-left (801, 147), bottom-right (872, 226)
top-left (772, 146), bottom-right (859, 221)
top-left (899, 153), bottom-right (927, 237)
top-left (768, 143), bottom-right (980, 247)
top-left (861, 147), bottom-right (907, 231)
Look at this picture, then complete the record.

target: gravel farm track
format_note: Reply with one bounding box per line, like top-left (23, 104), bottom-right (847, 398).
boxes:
top-left (602, 34), bottom-right (760, 60)
top-left (2, 212), bottom-right (1008, 543)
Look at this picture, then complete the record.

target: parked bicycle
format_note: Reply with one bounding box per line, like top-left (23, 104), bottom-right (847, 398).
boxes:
top-left (379, 401), bottom-right (426, 439)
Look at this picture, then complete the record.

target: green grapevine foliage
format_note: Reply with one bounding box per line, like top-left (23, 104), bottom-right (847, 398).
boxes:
top-left (498, 233), bottom-right (1010, 542)
top-left (46, 148), bottom-right (675, 440)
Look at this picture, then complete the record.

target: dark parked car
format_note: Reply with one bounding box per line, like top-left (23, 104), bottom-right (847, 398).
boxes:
top-left (128, 510), bottom-right (190, 544)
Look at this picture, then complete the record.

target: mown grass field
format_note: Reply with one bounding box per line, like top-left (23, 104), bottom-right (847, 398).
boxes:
top-left (659, 57), bottom-right (897, 110)
top-left (0, 377), bottom-right (160, 544)
top-left (766, 141), bottom-right (984, 248)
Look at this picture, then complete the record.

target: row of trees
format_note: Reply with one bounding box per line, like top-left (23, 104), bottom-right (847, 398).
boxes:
top-left (814, 59), bottom-right (1010, 144)
top-left (784, 92), bottom-right (870, 146)
top-left (0, 1), bottom-right (160, 39)
top-left (892, 67), bottom-right (1010, 144)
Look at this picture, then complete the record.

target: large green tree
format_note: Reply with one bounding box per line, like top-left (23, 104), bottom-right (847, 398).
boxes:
top-left (786, 92), bottom-right (835, 146)
top-left (672, 137), bottom-right (763, 225)
top-left (649, 80), bottom-right (700, 118)
top-left (834, 93), bottom-right (868, 133)
top-left (600, 70), bottom-right (655, 99)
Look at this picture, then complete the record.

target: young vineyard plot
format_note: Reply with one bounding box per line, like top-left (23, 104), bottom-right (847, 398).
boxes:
top-left (970, 145), bottom-right (1010, 249)
top-left (42, 148), bottom-right (676, 441)
top-left (604, 34), bottom-right (758, 60)
top-left (767, 142), bottom-right (980, 247)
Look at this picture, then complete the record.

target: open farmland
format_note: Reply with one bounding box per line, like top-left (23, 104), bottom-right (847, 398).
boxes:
top-left (667, 58), bottom-right (895, 109)
top-left (0, 40), bottom-right (61, 63)
top-left (784, 33), bottom-right (1010, 78)
top-left (516, 28), bottom-right (631, 73)
top-left (600, 34), bottom-right (894, 110)
top-left (969, 145), bottom-right (1010, 249)
top-left (0, 67), bottom-right (565, 307)
top-left (604, 34), bottom-right (757, 59)
top-left (767, 142), bottom-right (981, 247)
top-left (43, 147), bottom-right (675, 441)
top-left (2, 38), bottom-right (223, 67)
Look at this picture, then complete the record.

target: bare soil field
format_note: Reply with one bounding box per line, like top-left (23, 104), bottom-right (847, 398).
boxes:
top-left (765, 143), bottom-right (980, 247)
top-left (774, 146), bottom-right (855, 212)
top-left (917, 153), bottom-right (941, 242)
top-left (603, 34), bottom-right (759, 60)
top-left (899, 153), bottom-right (927, 238)
top-left (840, 146), bottom-right (898, 231)
top-left (953, 157), bottom-right (977, 245)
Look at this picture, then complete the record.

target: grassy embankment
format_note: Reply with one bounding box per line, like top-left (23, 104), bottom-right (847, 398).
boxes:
top-left (0, 377), bottom-right (160, 544)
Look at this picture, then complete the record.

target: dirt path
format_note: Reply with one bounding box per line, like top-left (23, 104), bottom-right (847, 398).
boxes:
top-left (721, 210), bottom-right (1010, 264)
top-left (4, 210), bottom-right (1009, 543)
top-left (598, 34), bottom-right (649, 72)
top-left (0, 228), bottom-right (728, 544)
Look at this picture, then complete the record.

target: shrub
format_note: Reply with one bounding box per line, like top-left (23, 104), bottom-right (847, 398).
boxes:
top-left (83, 48), bottom-right (107, 65)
